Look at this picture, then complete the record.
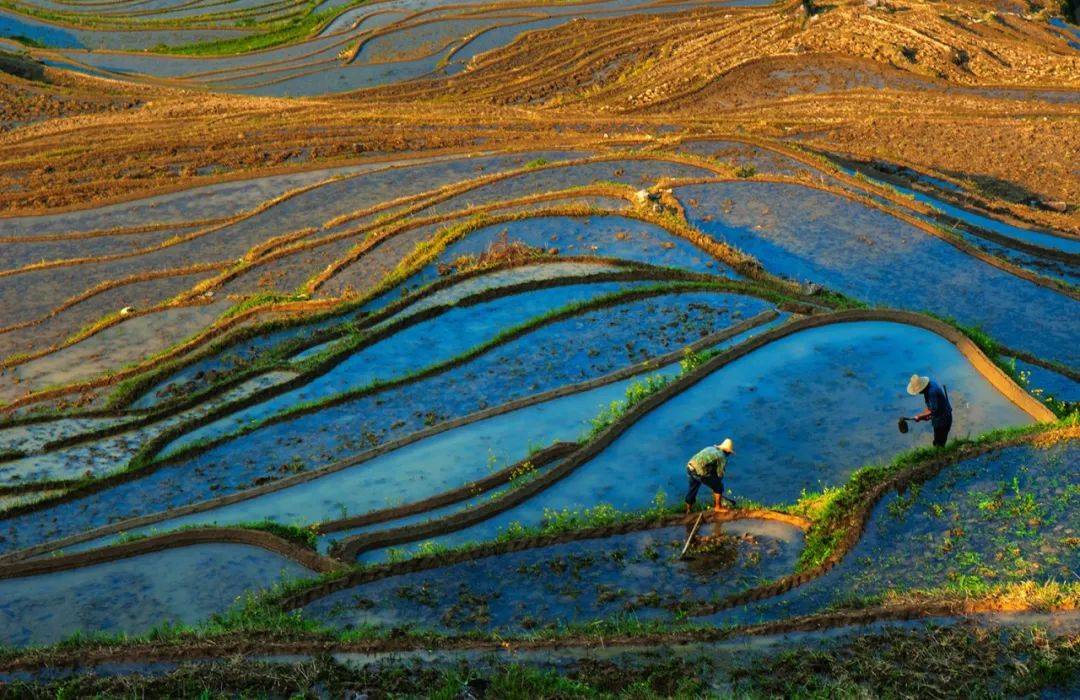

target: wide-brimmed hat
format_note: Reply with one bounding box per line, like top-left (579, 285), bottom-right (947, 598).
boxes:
top-left (718, 438), bottom-right (734, 454)
top-left (907, 374), bottom-right (930, 395)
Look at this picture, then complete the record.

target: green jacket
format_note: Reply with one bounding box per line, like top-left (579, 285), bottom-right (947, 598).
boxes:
top-left (688, 446), bottom-right (728, 478)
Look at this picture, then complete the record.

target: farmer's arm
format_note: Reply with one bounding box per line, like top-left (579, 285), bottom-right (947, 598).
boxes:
top-left (915, 386), bottom-right (941, 422)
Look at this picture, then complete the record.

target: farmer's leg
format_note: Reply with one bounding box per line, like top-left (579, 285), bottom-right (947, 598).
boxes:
top-left (933, 417), bottom-right (952, 447)
top-left (702, 475), bottom-right (725, 511)
top-left (685, 471), bottom-right (702, 511)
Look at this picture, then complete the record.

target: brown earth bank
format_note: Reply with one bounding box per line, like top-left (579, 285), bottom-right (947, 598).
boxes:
top-left (0, 53), bottom-right (139, 132)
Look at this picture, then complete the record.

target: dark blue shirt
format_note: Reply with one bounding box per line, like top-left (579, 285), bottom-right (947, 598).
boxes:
top-left (922, 380), bottom-right (952, 426)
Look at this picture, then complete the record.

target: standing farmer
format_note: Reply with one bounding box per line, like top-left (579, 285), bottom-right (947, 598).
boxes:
top-left (685, 438), bottom-right (734, 513)
top-left (907, 374), bottom-right (952, 447)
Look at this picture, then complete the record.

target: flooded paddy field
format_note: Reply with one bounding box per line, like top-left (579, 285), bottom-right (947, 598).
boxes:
top-left (677, 181), bottom-right (1079, 365)
top-left (0, 542), bottom-right (311, 646)
top-left (0, 0), bottom-right (1077, 692)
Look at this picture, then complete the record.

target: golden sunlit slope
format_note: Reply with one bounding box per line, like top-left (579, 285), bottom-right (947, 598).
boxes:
top-left (0, 0), bottom-right (1076, 231)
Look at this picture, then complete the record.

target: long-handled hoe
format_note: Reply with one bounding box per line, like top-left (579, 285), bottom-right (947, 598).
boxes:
top-left (680, 512), bottom-right (704, 559)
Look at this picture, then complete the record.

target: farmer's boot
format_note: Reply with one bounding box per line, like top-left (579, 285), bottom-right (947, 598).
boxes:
top-left (713, 493), bottom-right (723, 512)
top-left (685, 502), bottom-right (692, 514)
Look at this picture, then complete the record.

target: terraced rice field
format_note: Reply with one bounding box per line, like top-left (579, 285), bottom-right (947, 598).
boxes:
top-left (0, 0), bottom-right (1077, 694)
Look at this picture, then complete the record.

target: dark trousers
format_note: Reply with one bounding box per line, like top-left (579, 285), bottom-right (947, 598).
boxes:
top-left (686, 469), bottom-right (724, 505)
top-left (933, 416), bottom-right (953, 447)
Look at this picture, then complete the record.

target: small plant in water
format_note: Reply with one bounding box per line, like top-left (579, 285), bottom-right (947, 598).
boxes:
top-left (416, 540), bottom-right (450, 558)
top-left (585, 373), bottom-right (671, 440)
top-left (679, 347), bottom-right (707, 373)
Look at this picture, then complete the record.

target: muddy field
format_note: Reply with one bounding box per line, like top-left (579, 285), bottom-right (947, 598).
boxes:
top-left (0, 0), bottom-right (1077, 695)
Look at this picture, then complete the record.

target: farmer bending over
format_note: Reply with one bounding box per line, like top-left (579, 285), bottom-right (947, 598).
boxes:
top-left (685, 438), bottom-right (734, 514)
top-left (907, 374), bottom-right (952, 447)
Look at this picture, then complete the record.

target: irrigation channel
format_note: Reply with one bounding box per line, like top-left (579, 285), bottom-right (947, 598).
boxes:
top-left (0, 137), bottom-right (1075, 684)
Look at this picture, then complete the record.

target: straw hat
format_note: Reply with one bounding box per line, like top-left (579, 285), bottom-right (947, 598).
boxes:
top-left (718, 438), bottom-right (734, 454)
top-left (907, 374), bottom-right (930, 395)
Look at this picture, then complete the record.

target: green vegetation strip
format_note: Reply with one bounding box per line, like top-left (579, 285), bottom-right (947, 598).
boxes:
top-left (0, 0), bottom-right (361, 54)
top-left (794, 422), bottom-right (1077, 572)
top-left (161, 0), bottom-right (369, 55)
top-left (1, 577), bottom-right (1075, 678)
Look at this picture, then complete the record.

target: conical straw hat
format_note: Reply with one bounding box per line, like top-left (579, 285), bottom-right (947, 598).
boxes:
top-left (907, 374), bottom-right (930, 395)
